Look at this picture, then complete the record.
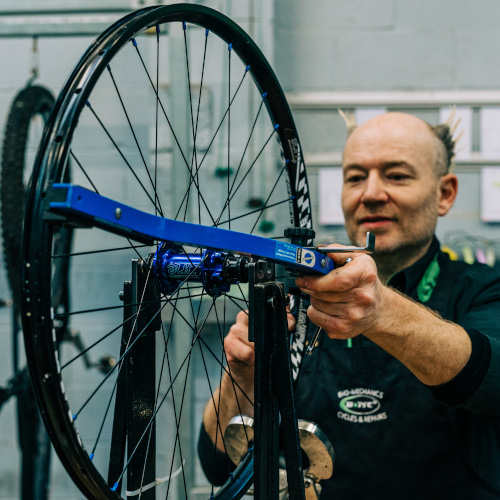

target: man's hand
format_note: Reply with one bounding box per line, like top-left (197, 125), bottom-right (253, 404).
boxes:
top-left (295, 249), bottom-right (385, 340)
top-left (296, 246), bottom-right (471, 387)
top-left (224, 305), bottom-right (297, 385)
top-left (224, 311), bottom-right (255, 388)
top-left (203, 302), bottom-right (297, 452)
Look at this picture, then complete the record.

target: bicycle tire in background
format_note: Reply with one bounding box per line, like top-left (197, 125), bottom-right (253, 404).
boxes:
top-left (1, 85), bottom-right (55, 308)
top-left (0, 85), bottom-right (56, 500)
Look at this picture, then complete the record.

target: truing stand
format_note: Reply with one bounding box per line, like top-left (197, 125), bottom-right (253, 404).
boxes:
top-left (249, 261), bottom-right (306, 500)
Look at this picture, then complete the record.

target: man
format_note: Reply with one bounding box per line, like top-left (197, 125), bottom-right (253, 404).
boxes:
top-left (200, 112), bottom-right (500, 498)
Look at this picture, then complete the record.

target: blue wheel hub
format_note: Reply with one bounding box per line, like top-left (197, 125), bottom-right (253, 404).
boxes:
top-left (152, 243), bottom-right (249, 297)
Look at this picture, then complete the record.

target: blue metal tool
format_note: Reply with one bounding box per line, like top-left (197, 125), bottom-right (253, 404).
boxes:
top-left (48, 183), bottom-right (335, 276)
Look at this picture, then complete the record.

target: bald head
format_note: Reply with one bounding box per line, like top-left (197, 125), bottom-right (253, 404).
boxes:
top-left (344, 112), bottom-right (450, 177)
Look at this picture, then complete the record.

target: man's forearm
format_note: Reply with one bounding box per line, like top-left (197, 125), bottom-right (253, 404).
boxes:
top-left (367, 286), bottom-right (472, 387)
top-left (202, 372), bottom-right (254, 453)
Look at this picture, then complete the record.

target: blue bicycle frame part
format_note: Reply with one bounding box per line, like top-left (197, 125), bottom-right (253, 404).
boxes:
top-left (47, 184), bottom-right (335, 276)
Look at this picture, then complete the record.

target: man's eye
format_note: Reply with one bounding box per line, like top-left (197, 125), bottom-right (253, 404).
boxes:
top-left (388, 174), bottom-right (409, 181)
top-left (345, 175), bottom-right (364, 183)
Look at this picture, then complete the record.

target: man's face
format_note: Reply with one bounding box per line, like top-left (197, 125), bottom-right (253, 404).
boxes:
top-left (341, 114), bottom-right (442, 256)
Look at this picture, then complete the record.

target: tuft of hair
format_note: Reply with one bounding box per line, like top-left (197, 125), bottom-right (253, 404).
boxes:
top-left (428, 108), bottom-right (461, 176)
top-left (338, 109), bottom-right (358, 136)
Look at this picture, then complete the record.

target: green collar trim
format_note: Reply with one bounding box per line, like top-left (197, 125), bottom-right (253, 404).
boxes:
top-left (417, 252), bottom-right (440, 303)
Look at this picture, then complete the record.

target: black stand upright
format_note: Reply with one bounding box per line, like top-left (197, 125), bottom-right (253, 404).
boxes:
top-left (249, 261), bottom-right (306, 500)
top-left (108, 259), bottom-right (161, 497)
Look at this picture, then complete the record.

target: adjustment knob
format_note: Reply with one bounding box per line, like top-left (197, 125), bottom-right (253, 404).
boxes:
top-left (284, 226), bottom-right (315, 246)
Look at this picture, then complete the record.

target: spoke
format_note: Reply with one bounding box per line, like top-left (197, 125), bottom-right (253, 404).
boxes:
top-left (223, 293), bottom-right (249, 315)
top-left (54, 291), bottom-right (206, 319)
top-left (227, 98), bottom-right (265, 201)
top-left (85, 101), bottom-right (159, 212)
top-left (217, 197), bottom-right (292, 226)
top-left (213, 302), bottom-right (252, 452)
top-left (224, 293), bottom-right (248, 304)
top-left (194, 30), bottom-right (210, 227)
top-left (226, 126), bottom-right (278, 206)
top-left (173, 63), bottom-right (250, 224)
top-left (131, 37), bottom-right (217, 226)
top-left (189, 66), bottom-right (250, 188)
top-left (70, 150), bottom-right (99, 193)
top-left (70, 256), bottom-right (209, 415)
top-left (181, 21), bottom-right (196, 227)
top-left (154, 25), bottom-right (160, 218)
top-left (52, 244), bottom-right (149, 259)
top-left (60, 313), bottom-right (135, 370)
top-left (215, 125), bottom-right (278, 226)
top-left (89, 373), bottom-right (118, 459)
top-left (196, 333), bottom-right (253, 407)
top-left (162, 309), bottom-right (189, 497)
top-left (250, 162), bottom-right (288, 234)
top-left (106, 64), bottom-right (163, 216)
top-left (54, 300), bottom-right (158, 319)
top-left (112, 301), bottom-right (216, 491)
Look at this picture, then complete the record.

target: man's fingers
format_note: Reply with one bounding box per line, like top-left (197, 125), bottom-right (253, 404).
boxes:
top-left (236, 309), bottom-right (249, 326)
top-left (295, 253), bottom-right (376, 293)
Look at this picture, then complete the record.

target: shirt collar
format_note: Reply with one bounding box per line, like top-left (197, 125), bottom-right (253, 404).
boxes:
top-left (387, 237), bottom-right (440, 295)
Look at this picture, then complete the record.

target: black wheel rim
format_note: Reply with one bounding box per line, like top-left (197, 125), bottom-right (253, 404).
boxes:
top-left (22, 4), bottom-right (312, 499)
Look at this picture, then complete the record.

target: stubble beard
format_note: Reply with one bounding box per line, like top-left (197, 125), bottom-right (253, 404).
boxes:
top-left (346, 218), bottom-right (437, 283)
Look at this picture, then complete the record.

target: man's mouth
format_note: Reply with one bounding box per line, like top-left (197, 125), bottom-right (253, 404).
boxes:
top-left (359, 216), bottom-right (395, 228)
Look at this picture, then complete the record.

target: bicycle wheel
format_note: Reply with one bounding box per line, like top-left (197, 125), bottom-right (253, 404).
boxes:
top-left (22, 4), bottom-right (312, 499)
top-left (1, 85), bottom-right (57, 500)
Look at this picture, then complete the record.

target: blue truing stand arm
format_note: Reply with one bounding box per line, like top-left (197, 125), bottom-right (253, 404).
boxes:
top-left (47, 184), bottom-right (334, 275)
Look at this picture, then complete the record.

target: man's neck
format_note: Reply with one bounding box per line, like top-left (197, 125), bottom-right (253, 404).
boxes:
top-left (374, 240), bottom-right (433, 284)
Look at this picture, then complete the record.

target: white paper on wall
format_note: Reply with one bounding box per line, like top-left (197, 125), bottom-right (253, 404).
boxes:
top-left (439, 106), bottom-right (472, 160)
top-left (319, 168), bottom-right (344, 225)
top-left (481, 166), bottom-right (500, 222)
top-left (480, 107), bottom-right (500, 160)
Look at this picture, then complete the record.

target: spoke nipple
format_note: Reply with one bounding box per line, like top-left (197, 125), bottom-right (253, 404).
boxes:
top-left (205, 28), bottom-right (209, 36)
top-left (72, 414), bottom-right (77, 421)
top-left (115, 207), bottom-right (122, 219)
top-left (157, 24), bottom-right (162, 34)
top-left (86, 100), bottom-right (91, 108)
top-left (274, 124), bottom-right (279, 129)
top-left (286, 159), bottom-right (290, 163)
top-left (132, 38), bottom-right (137, 47)
top-left (89, 453), bottom-right (94, 461)
top-left (111, 482), bottom-right (119, 492)
top-left (181, 22), bottom-right (186, 31)
top-left (262, 92), bottom-right (267, 98)
top-left (228, 43), bottom-right (232, 51)
top-left (246, 64), bottom-right (250, 71)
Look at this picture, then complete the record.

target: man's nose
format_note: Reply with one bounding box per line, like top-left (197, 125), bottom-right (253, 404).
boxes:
top-left (360, 172), bottom-right (388, 204)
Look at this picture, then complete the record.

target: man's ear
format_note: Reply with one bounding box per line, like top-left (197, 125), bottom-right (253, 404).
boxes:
top-left (437, 173), bottom-right (458, 217)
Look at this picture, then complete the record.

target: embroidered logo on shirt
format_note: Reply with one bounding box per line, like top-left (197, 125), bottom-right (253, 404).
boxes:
top-left (337, 388), bottom-right (387, 424)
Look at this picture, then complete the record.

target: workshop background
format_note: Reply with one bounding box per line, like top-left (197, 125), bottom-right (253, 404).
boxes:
top-left (1, 0), bottom-right (500, 498)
